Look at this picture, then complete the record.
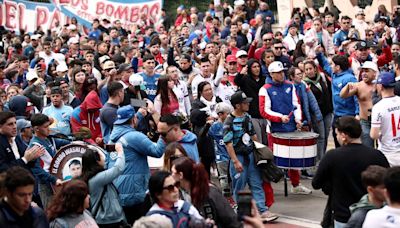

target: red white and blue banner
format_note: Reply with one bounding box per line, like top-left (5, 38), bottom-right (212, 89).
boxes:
top-left (0, 0), bottom-right (162, 33)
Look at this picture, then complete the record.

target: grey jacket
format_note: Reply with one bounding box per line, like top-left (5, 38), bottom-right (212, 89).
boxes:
top-left (49, 210), bottom-right (98, 228)
top-left (88, 153), bottom-right (126, 225)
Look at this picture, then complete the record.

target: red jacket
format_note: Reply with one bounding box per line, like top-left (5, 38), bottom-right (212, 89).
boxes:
top-left (70, 90), bottom-right (103, 144)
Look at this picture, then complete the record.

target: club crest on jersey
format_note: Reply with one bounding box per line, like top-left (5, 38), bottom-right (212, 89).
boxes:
top-left (338, 83), bottom-right (343, 88)
top-left (272, 91), bottom-right (277, 96)
top-left (285, 87), bottom-right (291, 94)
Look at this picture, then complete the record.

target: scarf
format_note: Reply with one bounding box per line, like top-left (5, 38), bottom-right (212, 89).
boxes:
top-left (304, 73), bottom-right (322, 92)
top-left (200, 96), bottom-right (218, 118)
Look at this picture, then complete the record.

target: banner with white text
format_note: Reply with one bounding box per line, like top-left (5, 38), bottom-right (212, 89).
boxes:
top-left (0, 0), bottom-right (162, 33)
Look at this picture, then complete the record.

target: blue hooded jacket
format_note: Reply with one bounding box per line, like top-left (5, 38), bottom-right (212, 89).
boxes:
top-left (178, 130), bottom-right (200, 163)
top-left (109, 124), bottom-right (165, 206)
top-left (294, 82), bottom-right (323, 124)
top-left (317, 53), bottom-right (359, 117)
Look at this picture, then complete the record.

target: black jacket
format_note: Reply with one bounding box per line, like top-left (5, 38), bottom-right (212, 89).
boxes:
top-left (234, 73), bottom-right (266, 119)
top-left (0, 134), bottom-right (32, 173)
top-left (190, 98), bottom-right (222, 158)
top-left (304, 74), bottom-right (333, 116)
top-left (197, 185), bottom-right (242, 228)
top-left (0, 200), bottom-right (48, 228)
top-left (312, 143), bottom-right (390, 223)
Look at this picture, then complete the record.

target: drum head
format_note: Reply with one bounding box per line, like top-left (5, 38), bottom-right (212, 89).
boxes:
top-left (272, 131), bottom-right (319, 139)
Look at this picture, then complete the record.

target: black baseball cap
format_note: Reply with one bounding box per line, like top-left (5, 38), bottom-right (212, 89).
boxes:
top-left (230, 91), bottom-right (253, 106)
top-left (355, 40), bottom-right (368, 50)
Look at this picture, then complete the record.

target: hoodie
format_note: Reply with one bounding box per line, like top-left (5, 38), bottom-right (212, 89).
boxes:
top-left (109, 124), bottom-right (165, 206)
top-left (71, 91), bottom-right (103, 144)
top-left (234, 59), bottom-right (266, 119)
top-left (178, 130), bottom-right (200, 163)
top-left (345, 194), bottom-right (379, 228)
top-left (8, 95), bottom-right (29, 119)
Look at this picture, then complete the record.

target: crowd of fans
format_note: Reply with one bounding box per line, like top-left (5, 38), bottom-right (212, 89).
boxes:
top-left (0, 0), bottom-right (400, 227)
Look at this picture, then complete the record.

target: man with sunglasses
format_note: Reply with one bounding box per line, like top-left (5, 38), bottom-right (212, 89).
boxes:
top-left (250, 33), bottom-right (273, 61)
top-left (272, 39), bottom-right (292, 75)
top-left (157, 114), bottom-right (199, 163)
top-left (109, 105), bottom-right (166, 224)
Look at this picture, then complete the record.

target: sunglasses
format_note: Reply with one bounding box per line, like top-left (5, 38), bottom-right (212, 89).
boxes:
top-left (263, 38), bottom-right (272, 42)
top-left (163, 181), bottom-right (180, 192)
top-left (274, 46), bottom-right (284, 50)
top-left (158, 127), bottom-right (174, 138)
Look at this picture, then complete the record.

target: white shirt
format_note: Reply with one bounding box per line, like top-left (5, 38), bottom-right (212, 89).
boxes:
top-left (191, 74), bottom-right (214, 100)
top-left (39, 51), bottom-right (55, 69)
top-left (363, 206), bottom-right (400, 228)
top-left (10, 137), bottom-right (20, 159)
top-left (371, 96), bottom-right (400, 166)
top-left (213, 65), bottom-right (235, 105)
top-left (283, 33), bottom-right (304, 51)
top-left (173, 80), bottom-right (191, 116)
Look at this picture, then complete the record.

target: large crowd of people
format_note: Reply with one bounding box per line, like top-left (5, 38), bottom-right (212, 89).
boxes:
top-left (0, 0), bottom-right (400, 227)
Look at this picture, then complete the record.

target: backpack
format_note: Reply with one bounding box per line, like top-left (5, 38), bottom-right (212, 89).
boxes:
top-left (226, 114), bottom-right (255, 156)
top-left (147, 201), bottom-right (192, 228)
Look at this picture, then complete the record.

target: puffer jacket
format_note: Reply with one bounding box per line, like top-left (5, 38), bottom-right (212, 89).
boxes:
top-left (109, 124), bottom-right (165, 207)
top-left (294, 82), bottom-right (323, 125)
top-left (71, 90), bottom-right (103, 144)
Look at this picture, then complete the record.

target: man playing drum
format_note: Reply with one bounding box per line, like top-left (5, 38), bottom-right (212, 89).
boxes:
top-left (259, 61), bottom-right (313, 197)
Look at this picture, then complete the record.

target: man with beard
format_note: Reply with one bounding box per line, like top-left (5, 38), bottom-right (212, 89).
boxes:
top-left (349, 41), bottom-right (374, 79)
top-left (42, 86), bottom-right (73, 136)
top-left (149, 39), bottom-right (164, 64)
top-left (340, 61), bottom-right (377, 148)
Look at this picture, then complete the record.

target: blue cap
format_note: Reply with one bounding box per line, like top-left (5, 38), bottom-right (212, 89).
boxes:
top-left (16, 119), bottom-right (31, 132)
top-left (375, 72), bottom-right (396, 87)
top-left (114, 105), bottom-right (136, 125)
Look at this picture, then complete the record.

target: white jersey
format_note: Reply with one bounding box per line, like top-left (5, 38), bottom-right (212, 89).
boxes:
top-left (191, 74), bottom-right (214, 100)
top-left (363, 206), bottom-right (400, 228)
top-left (173, 80), bottom-right (191, 116)
top-left (371, 96), bottom-right (400, 166)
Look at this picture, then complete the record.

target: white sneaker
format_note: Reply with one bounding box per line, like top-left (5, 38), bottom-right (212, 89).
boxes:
top-left (291, 184), bottom-right (312, 195)
top-left (260, 211), bottom-right (279, 222)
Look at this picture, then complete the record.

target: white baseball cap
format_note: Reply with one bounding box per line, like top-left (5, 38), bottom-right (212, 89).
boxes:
top-left (67, 37), bottom-right (79, 45)
top-left (67, 24), bottom-right (77, 30)
top-left (236, 50), bottom-right (248, 58)
top-left (360, 61), bottom-right (378, 72)
top-left (31, 34), bottom-right (41, 40)
top-left (268, 61), bottom-right (285, 73)
top-left (26, 70), bottom-right (39, 81)
top-left (129, 74), bottom-right (144, 86)
top-left (234, 0), bottom-right (245, 7)
top-left (56, 63), bottom-right (68, 72)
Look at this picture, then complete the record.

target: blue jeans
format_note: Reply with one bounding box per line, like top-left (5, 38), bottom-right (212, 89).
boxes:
top-left (313, 113), bottom-right (333, 160)
top-left (230, 154), bottom-right (267, 213)
top-left (360, 119), bottom-right (374, 148)
top-left (334, 220), bottom-right (347, 228)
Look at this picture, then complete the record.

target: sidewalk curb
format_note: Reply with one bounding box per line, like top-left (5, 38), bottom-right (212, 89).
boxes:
top-left (275, 214), bottom-right (322, 228)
